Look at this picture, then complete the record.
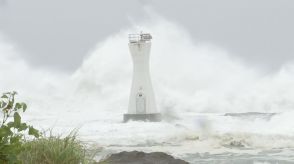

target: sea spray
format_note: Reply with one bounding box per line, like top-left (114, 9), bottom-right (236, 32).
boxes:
top-left (1, 17), bottom-right (294, 162)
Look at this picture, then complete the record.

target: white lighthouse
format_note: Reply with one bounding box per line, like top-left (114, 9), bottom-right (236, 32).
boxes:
top-left (123, 32), bottom-right (161, 122)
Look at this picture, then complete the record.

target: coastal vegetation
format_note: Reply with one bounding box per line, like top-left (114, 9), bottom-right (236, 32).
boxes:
top-left (0, 91), bottom-right (96, 164)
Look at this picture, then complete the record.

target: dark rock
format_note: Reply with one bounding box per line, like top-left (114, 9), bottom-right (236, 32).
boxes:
top-left (98, 151), bottom-right (189, 164)
top-left (224, 112), bottom-right (276, 120)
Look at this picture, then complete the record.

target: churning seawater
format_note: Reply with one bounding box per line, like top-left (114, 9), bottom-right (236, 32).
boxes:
top-left (1, 18), bottom-right (294, 163)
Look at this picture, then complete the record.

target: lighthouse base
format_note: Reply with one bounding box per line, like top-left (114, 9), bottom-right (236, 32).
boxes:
top-left (123, 113), bottom-right (161, 122)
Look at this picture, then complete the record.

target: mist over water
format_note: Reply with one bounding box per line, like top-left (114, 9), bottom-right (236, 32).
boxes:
top-left (72, 18), bottom-right (294, 115)
top-left (1, 18), bottom-right (294, 163)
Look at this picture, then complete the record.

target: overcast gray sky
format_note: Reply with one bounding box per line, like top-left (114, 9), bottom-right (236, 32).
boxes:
top-left (0, 0), bottom-right (293, 72)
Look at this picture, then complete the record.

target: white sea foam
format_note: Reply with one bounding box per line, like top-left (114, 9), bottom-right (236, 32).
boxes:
top-left (1, 17), bottom-right (294, 163)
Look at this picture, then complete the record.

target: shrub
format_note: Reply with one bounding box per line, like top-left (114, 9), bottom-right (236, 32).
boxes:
top-left (0, 92), bottom-right (98, 163)
top-left (18, 132), bottom-right (97, 164)
top-left (0, 91), bottom-right (39, 163)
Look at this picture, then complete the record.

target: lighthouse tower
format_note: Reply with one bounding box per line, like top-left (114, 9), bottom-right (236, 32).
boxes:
top-left (123, 33), bottom-right (161, 122)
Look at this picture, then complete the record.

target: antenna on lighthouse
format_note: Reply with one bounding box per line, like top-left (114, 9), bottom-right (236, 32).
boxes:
top-left (124, 32), bottom-right (161, 122)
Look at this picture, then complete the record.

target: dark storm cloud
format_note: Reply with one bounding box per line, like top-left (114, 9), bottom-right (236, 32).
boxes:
top-left (0, 0), bottom-right (294, 71)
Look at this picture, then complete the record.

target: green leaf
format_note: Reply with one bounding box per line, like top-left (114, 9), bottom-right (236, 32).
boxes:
top-left (0, 128), bottom-right (7, 137)
top-left (0, 126), bottom-right (13, 136)
top-left (14, 103), bottom-right (22, 111)
top-left (7, 122), bottom-right (14, 128)
top-left (10, 135), bottom-right (22, 144)
top-left (13, 112), bottom-right (21, 127)
top-left (18, 123), bottom-right (28, 132)
top-left (29, 126), bottom-right (40, 138)
top-left (21, 103), bottom-right (27, 112)
top-left (0, 102), bottom-right (7, 109)
top-left (1, 94), bottom-right (8, 99)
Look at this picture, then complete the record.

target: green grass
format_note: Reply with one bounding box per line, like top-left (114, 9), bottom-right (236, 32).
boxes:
top-left (18, 132), bottom-right (97, 164)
